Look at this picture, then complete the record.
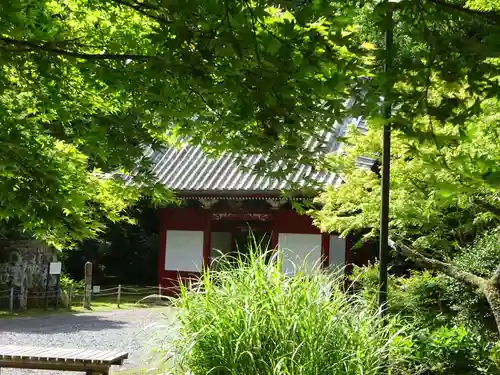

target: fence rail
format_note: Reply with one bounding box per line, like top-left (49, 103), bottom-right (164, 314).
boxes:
top-left (0, 285), bottom-right (168, 314)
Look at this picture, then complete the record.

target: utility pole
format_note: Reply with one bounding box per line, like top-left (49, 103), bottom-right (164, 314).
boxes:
top-left (377, 3), bottom-right (394, 316)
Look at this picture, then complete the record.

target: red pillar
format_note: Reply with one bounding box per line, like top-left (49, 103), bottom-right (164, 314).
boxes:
top-left (271, 211), bottom-right (279, 249)
top-left (271, 230), bottom-right (279, 249)
top-left (345, 237), bottom-right (353, 274)
top-left (321, 233), bottom-right (330, 269)
top-left (158, 209), bottom-right (167, 288)
top-left (203, 213), bottom-right (211, 269)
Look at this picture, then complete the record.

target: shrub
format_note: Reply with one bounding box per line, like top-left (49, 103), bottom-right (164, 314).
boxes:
top-left (351, 264), bottom-right (500, 374)
top-left (349, 264), bottom-right (451, 328)
top-left (407, 325), bottom-right (499, 375)
top-left (59, 273), bottom-right (84, 294)
top-left (163, 250), bottom-right (415, 375)
top-left (443, 228), bottom-right (500, 335)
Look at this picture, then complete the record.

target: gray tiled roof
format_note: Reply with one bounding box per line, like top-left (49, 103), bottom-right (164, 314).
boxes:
top-left (147, 117), bottom-right (369, 194)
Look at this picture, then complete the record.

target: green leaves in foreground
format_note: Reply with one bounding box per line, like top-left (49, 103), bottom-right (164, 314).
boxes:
top-left (158, 249), bottom-right (500, 374)
top-left (0, 0), bottom-right (367, 243)
top-left (3, 0), bottom-right (500, 245)
top-left (164, 251), bottom-right (412, 375)
top-left (312, 98), bottom-right (500, 254)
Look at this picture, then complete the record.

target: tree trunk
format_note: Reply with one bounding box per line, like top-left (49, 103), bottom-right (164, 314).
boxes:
top-left (482, 280), bottom-right (500, 334)
top-left (395, 240), bottom-right (500, 335)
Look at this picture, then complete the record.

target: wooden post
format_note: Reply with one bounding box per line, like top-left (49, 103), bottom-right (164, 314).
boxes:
top-left (9, 287), bottom-right (14, 314)
top-left (44, 262), bottom-right (50, 311)
top-left (23, 289), bottom-right (28, 311)
top-left (117, 284), bottom-right (121, 308)
top-left (83, 261), bottom-right (92, 310)
top-left (55, 274), bottom-right (61, 311)
top-left (68, 286), bottom-right (73, 311)
top-left (158, 284), bottom-right (161, 303)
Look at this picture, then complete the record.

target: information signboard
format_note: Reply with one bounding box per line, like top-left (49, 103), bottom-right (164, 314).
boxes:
top-left (49, 262), bottom-right (62, 275)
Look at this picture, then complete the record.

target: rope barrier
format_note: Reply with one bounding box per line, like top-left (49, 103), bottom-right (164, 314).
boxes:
top-left (119, 291), bottom-right (158, 296)
top-left (0, 285), bottom-right (167, 313)
top-left (27, 292), bottom-right (59, 297)
top-left (91, 292), bottom-right (119, 297)
top-left (26, 297), bottom-right (49, 301)
top-left (122, 286), bottom-right (158, 291)
top-left (96, 286), bottom-right (120, 292)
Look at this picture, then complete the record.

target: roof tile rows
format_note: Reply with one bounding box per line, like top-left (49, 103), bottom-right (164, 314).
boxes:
top-left (147, 117), bottom-right (368, 193)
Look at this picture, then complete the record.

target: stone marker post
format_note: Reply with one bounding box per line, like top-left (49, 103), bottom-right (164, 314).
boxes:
top-left (67, 285), bottom-right (73, 311)
top-left (83, 261), bottom-right (92, 310)
top-left (9, 287), bottom-right (14, 313)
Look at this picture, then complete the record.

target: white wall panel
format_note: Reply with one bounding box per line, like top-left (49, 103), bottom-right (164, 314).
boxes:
top-left (329, 235), bottom-right (346, 268)
top-left (165, 230), bottom-right (204, 272)
top-left (278, 233), bottom-right (322, 275)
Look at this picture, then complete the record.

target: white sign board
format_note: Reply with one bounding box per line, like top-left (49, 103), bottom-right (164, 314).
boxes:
top-left (93, 285), bottom-right (101, 293)
top-left (49, 262), bottom-right (62, 275)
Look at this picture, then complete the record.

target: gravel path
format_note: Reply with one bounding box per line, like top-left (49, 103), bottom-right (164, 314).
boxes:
top-left (0, 307), bottom-right (176, 374)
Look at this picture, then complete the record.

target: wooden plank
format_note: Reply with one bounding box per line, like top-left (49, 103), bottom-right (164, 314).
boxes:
top-left (0, 346), bottom-right (52, 358)
top-left (19, 347), bottom-right (48, 358)
top-left (92, 351), bottom-right (120, 362)
top-left (5, 347), bottom-right (37, 358)
top-left (58, 348), bottom-right (88, 362)
top-left (49, 348), bottom-right (84, 360)
top-left (0, 346), bottom-right (26, 357)
top-left (60, 349), bottom-right (98, 362)
top-left (44, 348), bottom-right (87, 361)
top-left (92, 351), bottom-right (128, 365)
top-left (25, 347), bottom-right (56, 359)
top-left (0, 349), bottom-right (27, 359)
top-left (0, 358), bottom-right (110, 373)
top-left (38, 347), bottom-right (68, 361)
top-left (75, 350), bottom-right (106, 362)
top-left (90, 350), bottom-right (128, 363)
top-left (62, 349), bottom-right (87, 361)
top-left (77, 349), bottom-right (128, 363)
top-left (111, 352), bottom-right (129, 363)
top-left (0, 345), bottom-right (128, 366)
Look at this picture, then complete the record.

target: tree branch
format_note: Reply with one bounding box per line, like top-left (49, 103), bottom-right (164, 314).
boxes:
top-left (108, 0), bottom-right (170, 24)
top-left (393, 239), bottom-right (485, 287)
top-left (491, 265), bottom-right (500, 287)
top-left (0, 37), bottom-right (157, 61)
top-left (472, 197), bottom-right (500, 217)
top-left (426, 0), bottom-right (500, 27)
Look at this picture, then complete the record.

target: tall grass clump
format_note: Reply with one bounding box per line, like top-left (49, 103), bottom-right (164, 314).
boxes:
top-left (163, 246), bottom-right (413, 375)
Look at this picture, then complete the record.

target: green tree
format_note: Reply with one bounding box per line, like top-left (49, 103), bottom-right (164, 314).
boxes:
top-left (2, 0), bottom-right (500, 248)
top-left (311, 98), bottom-right (500, 333)
top-left (0, 0), bottom-right (369, 245)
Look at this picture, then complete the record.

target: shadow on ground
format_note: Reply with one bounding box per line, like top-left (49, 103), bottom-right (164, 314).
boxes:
top-left (0, 313), bottom-right (130, 334)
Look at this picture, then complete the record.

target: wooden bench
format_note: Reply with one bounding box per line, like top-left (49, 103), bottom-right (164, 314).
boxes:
top-left (0, 345), bottom-right (128, 374)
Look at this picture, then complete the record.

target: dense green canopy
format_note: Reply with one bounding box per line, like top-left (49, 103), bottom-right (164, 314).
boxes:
top-left (2, 0), bottom-right (500, 246)
top-left (312, 99), bottom-right (500, 253)
top-left (1, 0), bottom-right (370, 245)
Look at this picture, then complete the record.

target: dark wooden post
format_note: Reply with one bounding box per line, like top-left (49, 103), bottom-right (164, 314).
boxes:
top-left (83, 261), bottom-right (92, 310)
top-left (9, 287), bottom-right (14, 313)
top-left (67, 285), bottom-right (73, 311)
top-left (54, 274), bottom-right (61, 310)
top-left (117, 284), bottom-right (121, 309)
top-left (44, 263), bottom-right (50, 311)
